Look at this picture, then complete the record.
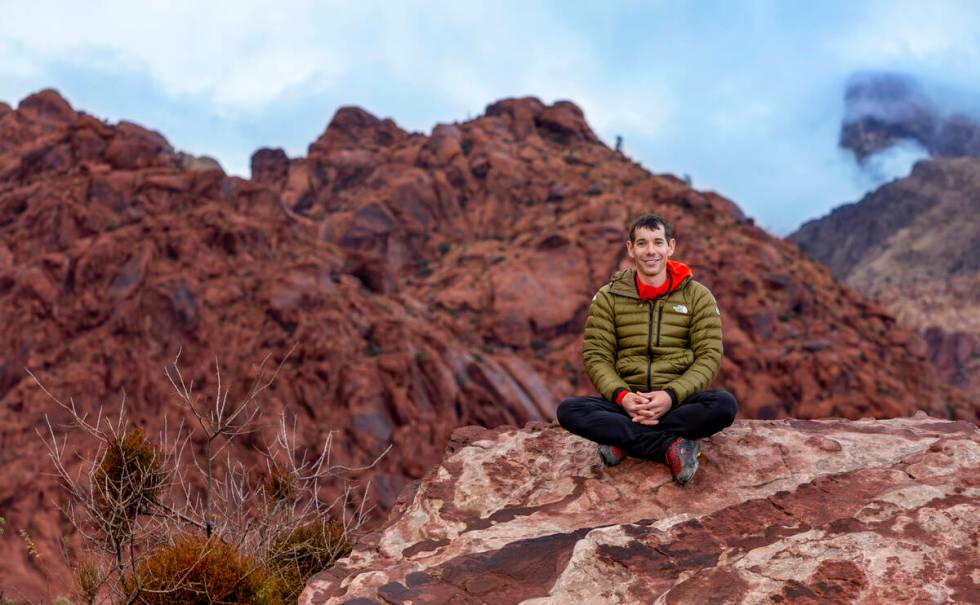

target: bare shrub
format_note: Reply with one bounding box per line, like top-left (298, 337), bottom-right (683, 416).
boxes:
top-left (30, 349), bottom-right (388, 604)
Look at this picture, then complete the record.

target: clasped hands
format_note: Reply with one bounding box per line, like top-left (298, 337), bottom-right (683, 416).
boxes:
top-left (622, 391), bottom-right (672, 425)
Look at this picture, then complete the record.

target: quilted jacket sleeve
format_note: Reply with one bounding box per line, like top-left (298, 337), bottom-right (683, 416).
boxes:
top-left (582, 288), bottom-right (630, 401)
top-left (665, 282), bottom-right (723, 404)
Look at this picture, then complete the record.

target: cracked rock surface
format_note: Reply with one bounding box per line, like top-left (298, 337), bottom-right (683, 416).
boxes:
top-left (303, 413), bottom-right (979, 604)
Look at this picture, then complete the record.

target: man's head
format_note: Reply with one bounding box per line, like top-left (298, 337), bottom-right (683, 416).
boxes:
top-left (627, 214), bottom-right (676, 284)
top-left (628, 213), bottom-right (673, 244)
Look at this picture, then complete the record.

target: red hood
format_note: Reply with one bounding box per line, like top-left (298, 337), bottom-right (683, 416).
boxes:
top-left (633, 260), bottom-right (693, 300)
top-left (663, 260), bottom-right (693, 293)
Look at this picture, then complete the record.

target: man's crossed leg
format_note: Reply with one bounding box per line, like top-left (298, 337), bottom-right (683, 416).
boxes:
top-left (557, 389), bottom-right (738, 483)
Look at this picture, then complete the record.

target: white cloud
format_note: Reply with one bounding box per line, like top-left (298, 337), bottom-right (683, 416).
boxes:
top-left (829, 0), bottom-right (980, 75)
top-left (1, 0), bottom-right (675, 131)
top-left (0, 40), bottom-right (39, 78)
top-left (0, 1), bottom-right (369, 112)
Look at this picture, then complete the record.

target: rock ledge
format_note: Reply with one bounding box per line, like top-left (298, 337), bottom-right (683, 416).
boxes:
top-left (303, 414), bottom-right (979, 604)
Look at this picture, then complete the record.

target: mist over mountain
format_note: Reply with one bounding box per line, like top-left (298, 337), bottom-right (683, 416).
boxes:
top-left (840, 71), bottom-right (980, 164)
top-left (793, 71), bottom-right (980, 404)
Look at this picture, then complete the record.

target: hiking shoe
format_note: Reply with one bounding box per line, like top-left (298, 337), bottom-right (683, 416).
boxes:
top-left (598, 444), bottom-right (626, 466)
top-left (664, 438), bottom-right (701, 485)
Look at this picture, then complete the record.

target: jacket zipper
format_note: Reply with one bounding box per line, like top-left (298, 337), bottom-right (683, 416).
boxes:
top-left (646, 300), bottom-right (654, 391)
top-left (647, 299), bottom-right (666, 391)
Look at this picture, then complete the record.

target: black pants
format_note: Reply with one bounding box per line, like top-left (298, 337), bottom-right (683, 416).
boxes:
top-left (556, 390), bottom-right (738, 461)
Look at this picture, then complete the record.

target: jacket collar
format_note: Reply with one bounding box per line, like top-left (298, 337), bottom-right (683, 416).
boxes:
top-left (608, 261), bottom-right (693, 300)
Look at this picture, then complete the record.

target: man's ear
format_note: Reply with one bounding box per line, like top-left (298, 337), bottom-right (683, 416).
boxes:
top-left (667, 238), bottom-right (676, 256)
top-left (626, 239), bottom-right (635, 255)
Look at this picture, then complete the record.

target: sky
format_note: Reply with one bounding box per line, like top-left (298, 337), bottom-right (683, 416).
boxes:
top-left (2, 0), bottom-right (980, 234)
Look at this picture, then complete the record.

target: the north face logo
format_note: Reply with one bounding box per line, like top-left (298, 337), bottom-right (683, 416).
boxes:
top-left (673, 304), bottom-right (689, 314)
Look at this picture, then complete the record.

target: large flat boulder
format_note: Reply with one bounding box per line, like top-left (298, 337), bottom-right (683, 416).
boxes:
top-left (304, 414), bottom-right (979, 604)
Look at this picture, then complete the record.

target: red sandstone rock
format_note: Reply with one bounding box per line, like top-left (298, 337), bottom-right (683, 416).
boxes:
top-left (175, 151), bottom-right (223, 173)
top-left (302, 414), bottom-right (980, 604)
top-left (250, 147), bottom-right (290, 186)
top-left (485, 97), bottom-right (546, 142)
top-left (16, 89), bottom-right (77, 127)
top-left (537, 100), bottom-right (600, 144)
top-left (104, 120), bottom-right (174, 170)
top-left (309, 106), bottom-right (412, 155)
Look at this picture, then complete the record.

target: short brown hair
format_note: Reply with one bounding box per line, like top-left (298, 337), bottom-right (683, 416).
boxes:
top-left (629, 213), bottom-right (673, 243)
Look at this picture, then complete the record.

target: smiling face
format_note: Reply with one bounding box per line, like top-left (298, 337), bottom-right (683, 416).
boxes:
top-left (627, 225), bottom-right (676, 285)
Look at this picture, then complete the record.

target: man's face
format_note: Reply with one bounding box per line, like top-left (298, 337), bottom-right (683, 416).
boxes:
top-left (627, 225), bottom-right (676, 282)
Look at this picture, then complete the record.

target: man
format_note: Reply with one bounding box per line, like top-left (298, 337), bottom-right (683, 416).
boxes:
top-left (557, 213), bottom-right (737, 485)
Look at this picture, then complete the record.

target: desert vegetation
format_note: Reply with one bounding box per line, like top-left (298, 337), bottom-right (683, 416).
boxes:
top-left (28, 350), bottom-right (386, 604)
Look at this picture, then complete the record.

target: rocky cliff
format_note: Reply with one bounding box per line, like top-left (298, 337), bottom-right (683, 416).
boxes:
top-left (303, 414), bottom-right (979, 604)
top-left (0, 89), bottom-right (973, 599)
top-left (789, 158), bottom-right (980, 404)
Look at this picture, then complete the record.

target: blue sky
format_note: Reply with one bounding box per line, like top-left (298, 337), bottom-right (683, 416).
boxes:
top-left (2, 0), bottom-right (979, 234)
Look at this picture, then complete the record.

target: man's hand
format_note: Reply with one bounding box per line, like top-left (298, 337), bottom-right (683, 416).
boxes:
top-left (624, 391), bottom-right (672, 425)
top-left (621, 392), bottom-right (651, 419)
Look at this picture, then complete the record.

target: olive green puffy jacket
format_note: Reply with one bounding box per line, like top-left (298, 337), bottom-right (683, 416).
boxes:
top-left (582, 264), bottom-right (723, 405)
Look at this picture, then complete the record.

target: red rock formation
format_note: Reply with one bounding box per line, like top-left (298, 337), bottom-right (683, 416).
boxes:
top-left (303, 414), bottom-right (980, 604)
top-left (0, 89), bottom-right (974, 600)
top-left (0, 92), bottom-right (551, 601)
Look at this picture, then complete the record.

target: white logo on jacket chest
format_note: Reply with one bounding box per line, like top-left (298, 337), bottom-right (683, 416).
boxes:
top-left (673, 304), bottom-right (689, 314)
